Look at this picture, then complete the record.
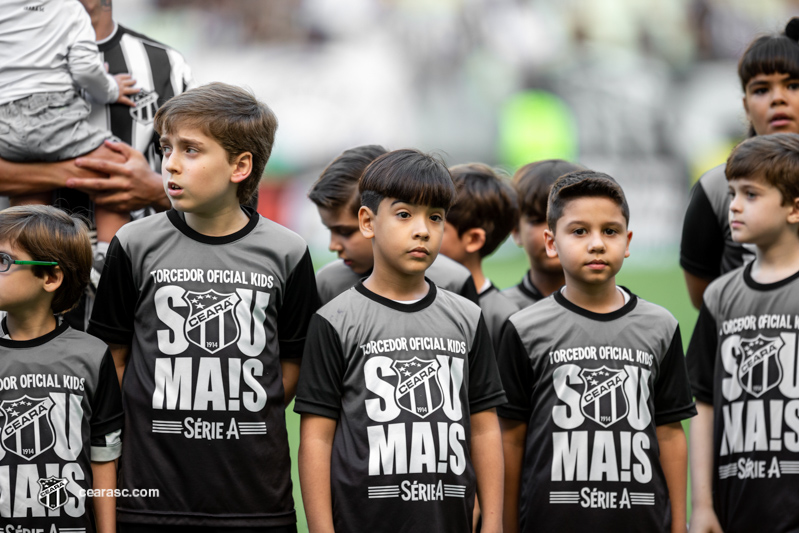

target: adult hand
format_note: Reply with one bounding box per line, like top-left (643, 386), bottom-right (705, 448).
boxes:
top-left (66, 140), bottom-right (169, 213)
top-left (114, 73), bottom-right (139, 107)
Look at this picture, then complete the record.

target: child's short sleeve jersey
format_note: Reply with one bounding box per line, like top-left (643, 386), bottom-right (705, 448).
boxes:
top-left (686, 264), bottom-right (799, 533)
top-left (87, 207), bottom-right (319, 528)
top-left (0, 321), bottom-right (122, 531)
top-left (294, 281), bottom-right (506, 533)
top-left (501, 270), bottom-right (544, 310)
top-left (315, 254), bottom-right (478, 306)
top-left (478, 283), bottom-right (520, 350)
top-left (497, 289), bottom-right (696, 533)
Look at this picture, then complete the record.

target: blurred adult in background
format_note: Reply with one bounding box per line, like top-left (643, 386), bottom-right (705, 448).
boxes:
top-left (0, 0), bottom-right (194, 329)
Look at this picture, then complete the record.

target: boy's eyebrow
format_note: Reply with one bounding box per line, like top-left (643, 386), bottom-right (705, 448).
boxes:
top-left (159, 134), bottom-right (205, 146)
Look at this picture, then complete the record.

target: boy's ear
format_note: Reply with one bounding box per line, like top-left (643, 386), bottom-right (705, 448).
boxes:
top-left (624, 230), bottom-right (633, 258)
top-left (463, 228), bottom-right (486, 254)
top-left (230, 152), bottom-right (254, 184)
top-left (511, 226), bottom-right (522, 247)
top-left (359, 206), bottom-right (376, 240)
top-left (787, 197), bottom-right (799, 225)
top-left (544, 228), bottom-right (557, 258)
top-left (41, 267), bottom-right (64, 295)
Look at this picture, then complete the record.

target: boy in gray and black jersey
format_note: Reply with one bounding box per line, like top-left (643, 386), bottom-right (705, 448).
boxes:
top-left (498, 171), bottom-right (695, 533)
top-left (309, 145), bottom-right (479, 306)
top-left (296, 149), bottom-right (506, 533)
top-left (88, 84), bottom-right (317, 531)
top-left (687, 134), bottom-right (799, 533)
top-left (0, 206), bottom-right (122, 532)
top-left (438, 162), bottom-right (519, 347)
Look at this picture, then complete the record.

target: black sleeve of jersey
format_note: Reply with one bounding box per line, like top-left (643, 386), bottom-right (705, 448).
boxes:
top-left (87, 236), bottom-right (137, 345)
top-left (680, 183), bottom-right (725, 280)
top-left (277, 248), bottom-right (321, 359)
top-left (468, 314), bottom-right (507, 413)
top-left (495, 320), bottom-right (534, 421)
top-left (459, 277), bottom-right (480, 304)
top-left (90, 349), bottom-right (124, 445)
top-left (293, 314), bottom-right (344, 419)
top-left (653, 326), bottom-right (697, 425)
top-left (685, 303), bottom-right (718, 405)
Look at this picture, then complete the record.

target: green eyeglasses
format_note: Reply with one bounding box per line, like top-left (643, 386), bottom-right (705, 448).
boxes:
top-left (0, 252), bottom-right (57, 273)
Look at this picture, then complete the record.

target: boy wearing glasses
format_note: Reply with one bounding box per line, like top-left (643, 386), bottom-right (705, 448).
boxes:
top-left (88, 83), bottom-right (318, 531)
top-left (0, 204), bottom-right (123, 532)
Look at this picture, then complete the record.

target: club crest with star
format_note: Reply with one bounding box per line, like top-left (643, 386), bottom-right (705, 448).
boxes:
top-left (37, 475), bottom-right (69, 511)
top-left (183, 289), bottom-right (241, 354)
top-left (580, 366), bottom-right (629, 428)
top-left (0, 395), bottom-right (56, 461)
top-left (737, 334), bottom-right (784, 398)
top-left (391, 357), bottom-right (444, 419)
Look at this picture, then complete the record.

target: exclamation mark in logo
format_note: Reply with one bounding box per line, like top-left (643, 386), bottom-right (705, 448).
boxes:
top-left (437, 422), bottom-right (448, 473)
top-left (770, 399), bottom-right (784, 451)
top-left (620, 432), bottom-right (631, 482)
top-left (229, 359), bottom-right (241, 411)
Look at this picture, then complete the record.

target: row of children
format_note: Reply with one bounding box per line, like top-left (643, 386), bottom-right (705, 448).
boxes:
top-left (3, 76), bottom-right (798, 533)
top-left (4, 17), bottom-right (799, 533)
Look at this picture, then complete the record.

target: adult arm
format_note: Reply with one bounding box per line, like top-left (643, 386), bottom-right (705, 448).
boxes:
top-left (500, 417), bottom-right (526, 533)
top-left (67, 140), bottom-right (171, 212)
top-left (657, 422), bottom-right (689, 533)
top-left (299, 414), bottom-right (337, 533)
top-left (0, 157), bottom-right (105, 196)
top-left (688, 402), bottom-right (723, 533)
top-left (91, 460), bottom-right (117, 533)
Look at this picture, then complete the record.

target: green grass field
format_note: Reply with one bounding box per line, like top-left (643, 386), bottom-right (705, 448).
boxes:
top-left (289, 251), bottom-right (698, 531)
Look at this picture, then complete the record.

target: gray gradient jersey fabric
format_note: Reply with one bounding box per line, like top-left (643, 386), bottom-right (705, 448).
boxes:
top-left (315, 254), bottom-right (479, 306)
top-left (0, 320), bottom-right (122, 532)
top-left (502, 270), bottom-right (545, 310)
top-left (478, 283), bottom-right (520, 350)
top-left (87, 207), bottom-right (319, 527)
top-left (295, 281), bottom-right (506, 533)
top-left (680, 164), bottom-right (755, 280)
top-left (497, 289), bottom-right (696, 533)
top-left (687, 263), bottom-right (799, 533)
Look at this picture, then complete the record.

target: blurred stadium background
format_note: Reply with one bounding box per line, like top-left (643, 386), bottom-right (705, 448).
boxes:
top-left (111, 0), bottom-right (799, 528)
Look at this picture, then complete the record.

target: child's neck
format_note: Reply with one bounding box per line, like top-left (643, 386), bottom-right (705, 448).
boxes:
top-left (4, 310), bottom-right (57, 342)
top-left (363, 258), bottom-right (430, 302)
top-left (751, 232), bottom-right (799, 283)
top-left (460, 254), bottom-right (487, 294)
top-left (529, 265), bottom-right (566, 298)
top-left (183, 204), bottom-right (249, 237)
top-left (561, 277), bottom-right (624, 314)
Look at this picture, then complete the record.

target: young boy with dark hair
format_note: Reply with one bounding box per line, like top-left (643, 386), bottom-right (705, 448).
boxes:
top-left (503, 159), bottom-right (583, 309)
top-left (0, 205), bottom-right (122, 532)
top-left (497, 170), bottom-right (695, 533)
top-left (439, 162), bottom-right (520, 344)
top-left (295, 149), bottom-right (506, 533)
top-left (88, 82), bottom-right (319, 531)
top-left (308, 145), bottom-right (479, 305)
top-left (687, 133), bottom-right (799, 533)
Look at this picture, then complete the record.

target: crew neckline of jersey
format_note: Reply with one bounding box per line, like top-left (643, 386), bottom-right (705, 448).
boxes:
top-left (519, 271), bottom-right (544, 300)
top-left (167, 206), bottom-right (259, 245)
top-left (554, 286), bottom-right (637, 321)
top-left (743, 261), bottom-right (799, 291)
top-left (98, 23), bottom-right (124, 52)
top-left (0, 318), bottom-right (69, 348)
top-left (355, 278), bottom-right (437, 312)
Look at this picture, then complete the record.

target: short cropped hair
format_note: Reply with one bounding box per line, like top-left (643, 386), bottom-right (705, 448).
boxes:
top-left (447, 163), bottom-right (518, 257)
top-left (360, 149), bottom-right (455, 214)
top-left (0, 206), bottom-right (92, 314)
top-left (154, 82), bottom-right (278, 204)
top-left (547, 170), bottom-right (630, 231)
top-left (513, 159), bottom-right (585, 221)
top-left (308, 145), bottom-right (388, 216)
top-left (726, 133), bottom-right (799, 204)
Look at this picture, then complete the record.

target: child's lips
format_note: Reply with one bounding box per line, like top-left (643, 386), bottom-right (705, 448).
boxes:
top-left (408, 247), bottom-right (429, 259)
top-left (586, 260), bottom-right (608, 270)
